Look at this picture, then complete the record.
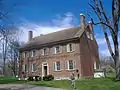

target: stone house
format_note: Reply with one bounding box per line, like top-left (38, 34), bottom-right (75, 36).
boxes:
top-left (19, 14), bottom-right (100, 80)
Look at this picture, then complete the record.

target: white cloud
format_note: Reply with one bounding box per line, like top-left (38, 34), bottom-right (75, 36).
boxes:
top-left (100, 49), bottom-right (110, 56)
top-left (97, 36), bottom-right (112, 45)
top-left (18, 12), bottom-right (76, 42)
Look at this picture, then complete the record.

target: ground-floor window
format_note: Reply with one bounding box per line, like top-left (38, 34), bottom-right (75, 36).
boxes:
top-left (32, 63), bottom-right (37, 72)
top-left (67, 60), bottom-right (75, 70)
top-left (53, 61), bottom-right (61, 71)
top-left (69, 60), bottom-right (74, 70)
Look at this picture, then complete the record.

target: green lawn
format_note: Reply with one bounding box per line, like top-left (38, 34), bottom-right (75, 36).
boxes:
top-left (0, 76), bottom-right (120, 90)
top-left (28, 78), bottom-right (120, 90)
top-left (0, 77), bottom-right (25, 84)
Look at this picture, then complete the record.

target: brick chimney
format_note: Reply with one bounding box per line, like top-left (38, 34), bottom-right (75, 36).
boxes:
top-left (80, 13), bottom-right (86, 29)
top-left (28, 31), bottom-right (33, 41)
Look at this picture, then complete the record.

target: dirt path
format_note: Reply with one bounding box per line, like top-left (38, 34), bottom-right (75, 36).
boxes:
top-left (0, 84), bottom-right (60, 90)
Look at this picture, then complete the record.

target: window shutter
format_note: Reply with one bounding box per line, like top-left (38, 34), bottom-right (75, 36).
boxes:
top-left (73, 60), bottom-right (76, 70)
top-left (65, 61), bottom-right (68, 70)
top-left (32, 64), bottom-right (33, 72)
top-left (60, 45), bottom-right (62, 53)
top-left (66, 44), bottom-right (70, 52)
top-left (22, 65), bottom-right (25, 72)
top-left (52, 47), bottom-right (55, 54)
top-left (41, 49), bottom-right (44, 55)
top-left (60, 61), bottom-right (63, 70)
top-left (72, 43), bottom-right (75, 51)
top-left (53, 62), bottom-right (56, 71)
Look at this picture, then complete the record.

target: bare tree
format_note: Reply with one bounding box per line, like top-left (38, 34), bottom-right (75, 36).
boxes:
top-left (88, 0), bottom-right (120, 80)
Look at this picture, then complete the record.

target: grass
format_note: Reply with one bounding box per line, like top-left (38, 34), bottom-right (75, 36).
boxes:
top-left (28, 78), bottom-right (120, 90)
top-left (0, 76), bottom-right (26, 84)
top-left (0, 75), bottom-right (120, 90)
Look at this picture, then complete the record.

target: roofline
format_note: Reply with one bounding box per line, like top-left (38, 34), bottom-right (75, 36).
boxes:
top-left (19, 37), bottom-right (80, 52)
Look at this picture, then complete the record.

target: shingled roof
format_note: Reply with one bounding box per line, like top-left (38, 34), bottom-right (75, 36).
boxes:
top-left (20, 26), bottom-right (85, 51)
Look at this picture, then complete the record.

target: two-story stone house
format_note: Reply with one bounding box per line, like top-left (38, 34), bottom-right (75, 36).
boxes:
top-left (19, 14), bottom-right (99, 80)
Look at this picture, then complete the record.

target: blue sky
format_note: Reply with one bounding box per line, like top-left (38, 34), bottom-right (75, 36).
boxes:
top-left (2, 0), bottom-right (119, 56)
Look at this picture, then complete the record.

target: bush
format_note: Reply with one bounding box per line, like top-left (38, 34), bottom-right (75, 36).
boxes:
top-left (35, 76), bottom-right (42, 81)
top-left (27, 76), bottom-right (34, 81)
top-left (43, 75), bottom-right (54, 81)
top-left (28, 76), bottom-right (42, 81)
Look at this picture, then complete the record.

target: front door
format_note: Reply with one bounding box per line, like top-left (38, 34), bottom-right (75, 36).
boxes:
top-left (44, 66), bottom-right (47, 76)
top-left (42, 62), bottom-right (48, 77)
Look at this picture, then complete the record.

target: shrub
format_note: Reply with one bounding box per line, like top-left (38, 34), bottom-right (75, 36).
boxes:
top-left (35, 76), bottom-right (42, 81)
top-left (43, 74), bottom-right (54, 81)
top-left (28, 76), bottom-right (42, 81)
top-left (27, 76), bottom-right (34, 81)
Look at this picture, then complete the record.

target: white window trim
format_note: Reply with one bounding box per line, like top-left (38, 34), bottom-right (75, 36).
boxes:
top-left (24, 52), bottom-right (27, 58)
top-left (55, 45), bottom-right (61, 54)
top-left (31, 50), bottom-right (36, 57)
top-left (66, 43), bottom-right (73, 52)
top-left (67, 60), bottom-right (75, 70)
top-left (32, 63), bottom-right (37, 72)
top-left (53, 61), bottom-right (61, 71)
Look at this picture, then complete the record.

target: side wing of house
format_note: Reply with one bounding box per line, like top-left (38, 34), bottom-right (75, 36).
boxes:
top-left (79, 24), bottom-right (100, 77)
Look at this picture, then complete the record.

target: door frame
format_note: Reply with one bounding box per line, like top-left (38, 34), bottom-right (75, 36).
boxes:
top-left (42, 62), bottom-right (49, 77)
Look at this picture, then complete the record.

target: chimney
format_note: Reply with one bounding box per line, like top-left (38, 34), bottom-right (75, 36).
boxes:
top-left (28, 31), bottom-right (33, 41)
top-left (88, 21), bottom-right (94, 34)
top-left (80, 13), bottom-right (86, 29)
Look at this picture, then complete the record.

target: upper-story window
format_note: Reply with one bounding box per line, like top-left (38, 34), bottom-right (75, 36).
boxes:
top-left (42, 48), bottom-right (47, 55)
top-left (24, 52), bottom-right (27, 58)
top-left (30, 50), bottom-right (36, 57)
top-left (90, 33), bottom-right (93, 40)
top-left (55, 46), bottom-right (61, 54)
top-left (65, 60), bottom-right (75, 70)
top-left (32, 63), bottom-right (37, 72)
top-left (67, 44), bottom-right (73, 52)
top-left (86, 32), bottom-right (90, 39)
top-left (53, 61), bottom-right (61, 71)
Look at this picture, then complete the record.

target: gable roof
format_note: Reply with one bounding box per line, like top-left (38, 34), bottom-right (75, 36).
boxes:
top-left (20, 26), bottom-right (84, 51)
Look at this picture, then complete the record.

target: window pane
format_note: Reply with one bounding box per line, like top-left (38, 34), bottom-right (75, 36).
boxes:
top-left (44, 48), bottom-right (46, 55)
top-left (33, 50), bottom-right (36, 56)
top-left (56, 46), bottom-right (60, 53)
top-left (56, 61), bottom-right (60, 71)
top-left (69, 44), bottom-right (72, 51)
top-left (33, 63), bottom-right (37, 71)
top-left (69, 60), bottom-right (73, 70)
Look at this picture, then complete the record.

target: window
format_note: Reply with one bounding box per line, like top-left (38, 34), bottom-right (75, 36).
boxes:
top-left (32, 63), bottom-right (37, 72)
top-left (30, 50), bottom-right (36, 57)
top-left (94, 61), bottom-right (97, 69)
top-left (86, 32), bottom-right (90, 39)
top-left (24, 52), bottom-right (27, 58)
top-left (66, 60), bottom-right (75, 70)
top-left (25, 65), bottom-right (28, 72)
top-left (69, 60), bottom-right (74, 70)
top-left (33, 50), bottom-right (36, 57)
top-left (90, 34), bottom-right (93, 40)
top-left (55, 46), bottom-right (60, 54)
top-left (67, 44), bottom-right (73, 52)
top-left (53, 61), bottom-right (61, 71)
top-left (22, 65), bottom-right (25, 72)
top-left (42, 48), bottom-right (47, 55)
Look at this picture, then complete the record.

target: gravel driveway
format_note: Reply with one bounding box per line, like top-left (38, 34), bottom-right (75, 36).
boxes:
top-left (0, 84), bottom-right (60, 90)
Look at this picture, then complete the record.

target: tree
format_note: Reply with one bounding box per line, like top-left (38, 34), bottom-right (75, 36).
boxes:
top-left (88, 0), bottom-right (120, 80)
top-left (0, 0), bottom-right (22, 76)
